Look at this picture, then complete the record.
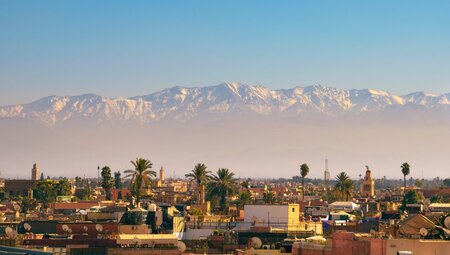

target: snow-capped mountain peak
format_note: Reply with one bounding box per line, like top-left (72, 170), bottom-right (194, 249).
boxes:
top-left (0, 83), bottom-right (449, 126)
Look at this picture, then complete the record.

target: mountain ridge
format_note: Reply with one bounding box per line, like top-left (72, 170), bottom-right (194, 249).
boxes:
top-left (1, 82), bottom-right (449, 126)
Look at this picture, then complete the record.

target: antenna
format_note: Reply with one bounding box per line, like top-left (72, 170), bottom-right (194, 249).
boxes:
top-left (324, 158), bottom-right (330, 188)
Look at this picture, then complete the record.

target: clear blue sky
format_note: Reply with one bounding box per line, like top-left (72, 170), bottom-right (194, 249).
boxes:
top-left (1, 1), bottom-right (450, 105)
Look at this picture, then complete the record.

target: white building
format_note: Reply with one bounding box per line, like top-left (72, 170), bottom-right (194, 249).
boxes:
top-left (243, 204), bottom-right (323, 234)
top-left (244, 204), bottom-right (299, 228)
top-left (328, 201), bottom-right (359, 212)
top-left (428, 203), bottom-right (450, 213)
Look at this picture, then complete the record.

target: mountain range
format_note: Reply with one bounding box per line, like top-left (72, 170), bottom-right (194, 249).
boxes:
top-left (1, 82), bottom-right (449, 179)
top-left (1, 82), bottom-right (449, 126)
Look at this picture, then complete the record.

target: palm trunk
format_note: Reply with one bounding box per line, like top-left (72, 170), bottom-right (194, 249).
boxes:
top-left (220, 195), bottom-right (227, 211)
top-left (404, 176), bottom-right (406, 193)
top-left (302, 177), bottom-right (305, 201)
top-left (136, 189), bottom-right (140, 206)
top-left (135, 179), bottom-right (141, 206)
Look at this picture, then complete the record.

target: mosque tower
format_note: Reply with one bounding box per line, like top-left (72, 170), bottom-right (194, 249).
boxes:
top-left (31, 163), bottom-right (39, 181)
top-left (160, 166), bottom-right (165, 182)
top-left (360, 165), bottom-right (375, 197)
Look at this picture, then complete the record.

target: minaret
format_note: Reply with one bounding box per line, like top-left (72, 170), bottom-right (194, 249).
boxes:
top-left (360, 165), bottom-right (375, 197)
top-left (324, 159), bottom-right (330, 188)
top-left (31, 163), bottom-right (39, 181)
top-left (160, 166), bottom-right (165, 182)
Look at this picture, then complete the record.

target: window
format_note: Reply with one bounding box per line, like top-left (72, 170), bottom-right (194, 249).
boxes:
top-left (292, 208), bottom-right (295, 212)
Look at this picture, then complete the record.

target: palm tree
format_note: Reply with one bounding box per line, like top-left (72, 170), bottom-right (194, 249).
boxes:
top-left (263, 191), bottom-right (276, 204)
top-left (236, 190), bottom-right (252, 209)
top-left (185, 163), bottom-right (211, 204)
top-left (207, 168), bottom-right (238, 211)
top-left (101, 166), bottom-right (114, 200)
top-left (343, 179), bottom-right (354, 201)
top-left (334, 172), bottom-right (354, 201)
top-left (124, 158), bottom-right (156, 206)
top-left (300, 163), bottom-right (310, 200)
top-left (401, 162), bottom-right (410, 193)
top-left (240, 179), bottom-right (251, 190)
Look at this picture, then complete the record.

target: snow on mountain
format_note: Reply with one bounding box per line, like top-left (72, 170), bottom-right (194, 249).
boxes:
top-left (0, 82), bottom-right (449, 126)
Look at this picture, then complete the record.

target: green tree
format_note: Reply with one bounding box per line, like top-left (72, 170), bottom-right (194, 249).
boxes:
top-left (185, 163), bottom-right (211, 203)
top-left (263, 191), bottom-right (276, 204)
top-left (430, 194), bottom-right (443, 203)
top-left (334, 172), bottom-right (354, 201)
top-left (300, 163), bottom-right (310, 200)
top-left (414, 179), bottom-right (424, 189)
top-left (55, 178), bottom-right (72, 196)
top-left (124, 158), bottom-right (156, 206)
top-left (206, 168), bottom-right (238, 211)
top-left (114, 171), bottom-right (122, 189)
top-left (82, 180), bottom-right (93, 200)
top-left (401, 190), bottom-right (420, 211)
top-left (401, 162), bottom-right (410, 192)
top-left (240, 179), bottom-right (251, 190)
top-left (101, 166), bottom-right (114, 200)
top-left (75, 176), bottom-right (82, 187)
top-left (19, 196), bottom-right (37, 213)
top-left (33, 180), bottom-right (58, 207)
top-left (236, 190), bottom-right (252, 209)
top-left (443, 178), bottom-right (450, 187)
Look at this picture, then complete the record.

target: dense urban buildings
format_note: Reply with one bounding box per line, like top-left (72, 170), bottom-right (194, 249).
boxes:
top-left (0, 161), bottom-right (448, 254)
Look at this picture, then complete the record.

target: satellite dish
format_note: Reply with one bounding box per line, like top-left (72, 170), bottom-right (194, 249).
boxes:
top-left (67, 228), bottom-right (72, 234)
top-left (5, 227), bottom-right (17, 239)
top-left (83, 226), bottom-right (88, 232)
top-left (96, 224), bottom-right (103, 232)
top-left (5, 227), bottom-right (13, 236)
top-left (13, 205), bottom-right (20, 211)
top-left (249, 237), bottom-right (262, 249)
top-left (177, 241), bottom-right (187, 252)
top-left (370, 229), bottom-right (377, 237)
top-left (420, 228), bottom-right (428, 237)
top-left (62, 225), bottom-right (69, 231)
top-left (444, 216), bottom-right (450, 229)
top-left (24, 223), bottom-right (32, 232)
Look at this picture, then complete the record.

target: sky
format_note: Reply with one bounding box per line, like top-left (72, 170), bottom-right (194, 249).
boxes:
top-left (1, 1), bottom-right (450, 105)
